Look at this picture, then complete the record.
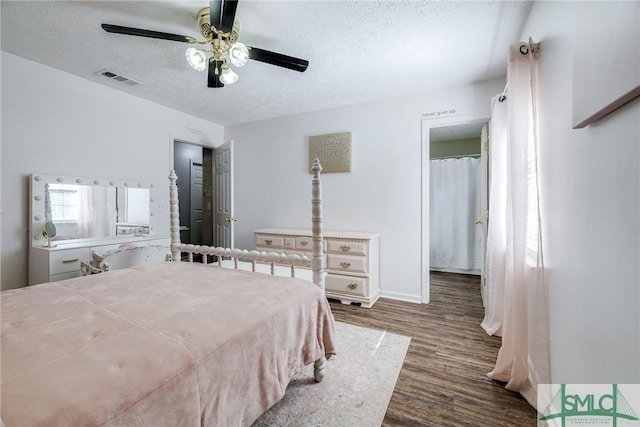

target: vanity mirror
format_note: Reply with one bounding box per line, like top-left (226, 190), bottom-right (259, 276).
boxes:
top-left (42, 221), bottom-right (57, 248)
top-left (30, 174), bottom-right (156, 246)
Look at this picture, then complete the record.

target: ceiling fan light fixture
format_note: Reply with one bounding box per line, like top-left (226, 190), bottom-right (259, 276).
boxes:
top-left (219, 64), bottom-right (239, 84)
top-left (185, 47), bottom-right (208, 71)
top-left (228, 42), bottom-right (249, 67)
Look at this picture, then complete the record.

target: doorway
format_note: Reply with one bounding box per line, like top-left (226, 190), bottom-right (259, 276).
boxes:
top-left (421, 116), bottom-right (489, 303)
top-left (173, 140), bottom-right (213, 247)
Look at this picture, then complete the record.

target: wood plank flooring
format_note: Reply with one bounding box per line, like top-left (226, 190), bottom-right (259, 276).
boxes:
top-left (329, 271), bottom-right (536, 427)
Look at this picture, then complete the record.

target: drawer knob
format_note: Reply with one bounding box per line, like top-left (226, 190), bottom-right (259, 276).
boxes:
top-left (265, 239), bottom-right (272, 246)
top-left (300, 241), bottom-right (308, 246)
top-left (340, 245), bottom-right (351, 252)
top-left (340, 262), bottom-right (351, 269)
top-left (348, 283), bottom-right (358, 290)
top-left (62, 258), bottom-right (79, 264)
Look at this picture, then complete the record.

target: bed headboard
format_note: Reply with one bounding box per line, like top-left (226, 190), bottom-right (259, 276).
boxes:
top-left (168, 158), bottom-right (326, 291)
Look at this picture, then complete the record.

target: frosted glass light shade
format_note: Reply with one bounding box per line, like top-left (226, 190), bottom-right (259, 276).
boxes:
top-left (228, 42), bottom-right (249, 67)
top-left (185, 47), bottom-right (208, 71)
top-left (220, 65), bottom-right (238, 84)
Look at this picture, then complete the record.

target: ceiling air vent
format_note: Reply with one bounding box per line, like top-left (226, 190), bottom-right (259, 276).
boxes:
top-left (95, 69), bottom-right (142, 86)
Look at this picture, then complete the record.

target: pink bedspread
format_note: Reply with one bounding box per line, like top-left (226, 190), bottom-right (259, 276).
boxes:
top-left (1, 262), bottom-right (336, 426)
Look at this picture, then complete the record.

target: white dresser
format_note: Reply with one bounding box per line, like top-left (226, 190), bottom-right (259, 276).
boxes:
top-left (254, 228), bottom-right (380, 308)
top-left (28, 236), bottom-right (170, 286)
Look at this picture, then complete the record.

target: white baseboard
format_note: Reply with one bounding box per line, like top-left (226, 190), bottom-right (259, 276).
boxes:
top-left (379, 290), bottom-right (422, 304)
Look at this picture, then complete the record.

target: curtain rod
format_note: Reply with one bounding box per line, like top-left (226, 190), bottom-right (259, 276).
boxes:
top-left (520, 36), bottom-right (540, 56)
top-left (499, 37), bottom-right (539, 103)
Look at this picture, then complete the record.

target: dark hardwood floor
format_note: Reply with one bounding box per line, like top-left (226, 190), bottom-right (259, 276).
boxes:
top-left (329, 271), bottom-right (536, 427)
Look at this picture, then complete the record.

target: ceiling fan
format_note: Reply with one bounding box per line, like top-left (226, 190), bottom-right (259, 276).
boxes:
top-left (101, 0), bottom-right (309, 88)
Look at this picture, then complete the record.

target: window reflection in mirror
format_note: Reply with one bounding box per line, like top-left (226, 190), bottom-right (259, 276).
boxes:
top-left (45, 184), bottom-right (150, 241)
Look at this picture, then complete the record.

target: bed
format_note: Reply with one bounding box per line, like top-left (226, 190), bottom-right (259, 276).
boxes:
top-left (1, 159), bottom-right (335, 426)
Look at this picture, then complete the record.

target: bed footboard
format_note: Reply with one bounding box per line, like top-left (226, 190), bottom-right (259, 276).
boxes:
top-left (176, 244), bottom-right (311, 278)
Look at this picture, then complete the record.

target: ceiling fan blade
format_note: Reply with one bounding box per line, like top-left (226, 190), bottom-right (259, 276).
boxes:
top-left (209, 0), bottom-right (237, 33)
top-left (248, 47), bottom-right (309, 72)
top-left (209, 0), bottom-right (222, 28)
top-left (220, 0), bottom-right (238, 33)
top-left (208, 60), bottom-right (225, 88)
top-left (102, 24), bottom-right (195, 43)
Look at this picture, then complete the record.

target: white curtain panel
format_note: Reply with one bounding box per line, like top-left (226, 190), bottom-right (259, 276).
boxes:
top-left (483, 42), bottom-right (550, 409)
top-left (429, 156), bottom-right (482, 271)
top-left (481, 97), bottom-right (508, 336)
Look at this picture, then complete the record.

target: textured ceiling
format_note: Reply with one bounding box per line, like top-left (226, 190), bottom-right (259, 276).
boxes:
top-left (1, 1), bottom-right (531, 126)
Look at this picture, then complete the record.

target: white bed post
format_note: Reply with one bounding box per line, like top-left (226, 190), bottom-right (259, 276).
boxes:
top-left (311, 158), bottom-right (325, 292)
top-left (311, 158), bottom-right (327, 383)
top-left (169, 170), bottom-right (181, 262)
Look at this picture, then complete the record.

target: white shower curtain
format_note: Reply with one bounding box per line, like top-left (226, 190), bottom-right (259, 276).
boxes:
top-left (430, 156), bottom-right (482, 272)
top-left (482, 41), bottom-right (550, 409)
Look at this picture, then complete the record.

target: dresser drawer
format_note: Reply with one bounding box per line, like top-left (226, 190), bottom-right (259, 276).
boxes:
top-left (255, 235), bottom-right (285, 249)
top-left (284, 237), bottom-right (295, 250)
top-left (49, 248), bottom-right (90, 275)
top-left (326, 274), bottom-right (367, 297)
top-left (326, 240), bottom-right (367, 256)
top-left (295, 236), bottom-right (313, 250)
top-left (327, 254), bottom-right (367, 274)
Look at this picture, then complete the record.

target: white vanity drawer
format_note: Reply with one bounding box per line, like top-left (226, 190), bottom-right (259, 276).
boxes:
top-left (49, 248), bottom-right (90, 275)
top-left (326, 274), bottom-right (367, 297)
top-left (327, 254), bottom-right (367, 274)
top-left (92, 241), bottom-right (149, 257)
top-left (50, 271), bottom-right (84, 282)
top-left (255, 235), bottom-right (285, 249)
top-left (149, 238), bottom-right (171, 247)
top-left (326, 240), bottom-right (368, 256)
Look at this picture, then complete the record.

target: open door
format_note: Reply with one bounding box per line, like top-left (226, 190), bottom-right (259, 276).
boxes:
top-left (213, 140), bottom-right (235, 248)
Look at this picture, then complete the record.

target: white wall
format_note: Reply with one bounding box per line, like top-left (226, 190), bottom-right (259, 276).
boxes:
top-left (225, 78), bottom-right (503, 302)
top-left (522, 2), bottom-right (639, 383)
top-left (1, 52), bottom-right (224, 290)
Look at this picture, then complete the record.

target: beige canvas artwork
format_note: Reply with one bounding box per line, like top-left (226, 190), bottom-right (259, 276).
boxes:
top-left (308, 132), bottom-right (352, 173)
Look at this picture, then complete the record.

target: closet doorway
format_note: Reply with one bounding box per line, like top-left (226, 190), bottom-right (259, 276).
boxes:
top-left (421, 117), bottom-right (489, 303)
top-left (173, 140), bottom-right (214, 247)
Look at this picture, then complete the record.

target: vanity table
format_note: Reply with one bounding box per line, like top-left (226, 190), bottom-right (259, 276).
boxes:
top-left (29, 236), bottom-right (171, 285)
top-left (28, 173), bottom-right (168, 286)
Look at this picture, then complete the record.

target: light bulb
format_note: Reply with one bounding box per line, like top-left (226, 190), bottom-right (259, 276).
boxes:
top-left (228, 42), bottom-right (249, 67)
top-left (219, 64), bottom-right (239, 84)
top-left (185, 47), bottom-right (207, 72)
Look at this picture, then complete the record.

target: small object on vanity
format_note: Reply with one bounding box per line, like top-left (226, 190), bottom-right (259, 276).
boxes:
top-left (42, 221), bottom-right (57, 248)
